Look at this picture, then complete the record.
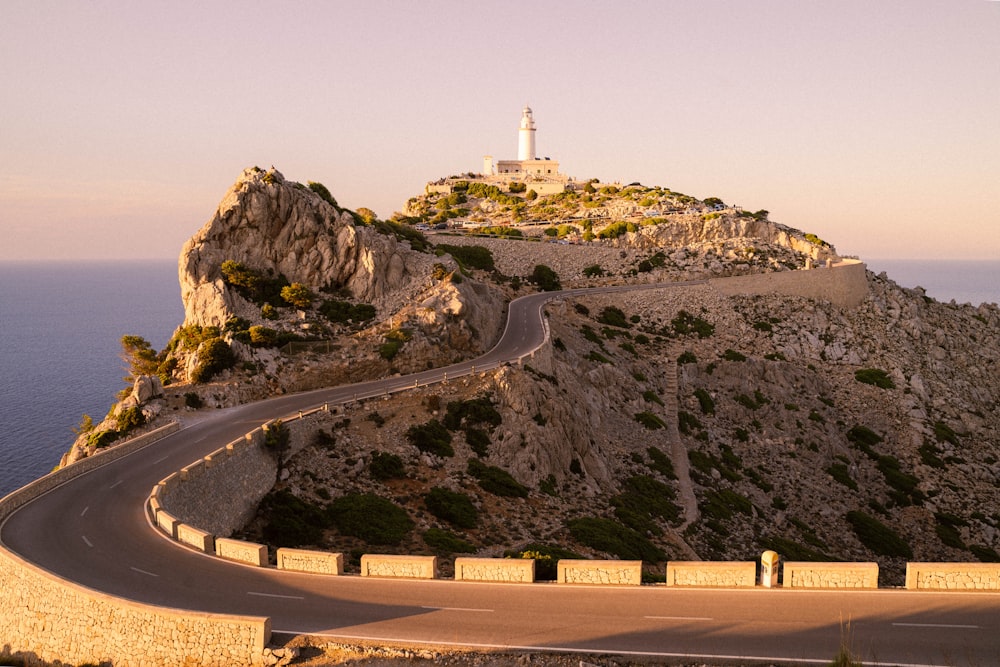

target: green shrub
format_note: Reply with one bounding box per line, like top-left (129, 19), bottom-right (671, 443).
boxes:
top-left (327, 493), bottom-right (413, 545)
top-left (424, 487), bottom-right (478, 528)
top-left (280, 282), bottom-right (314, 308)
top-left (583, 264), bottom-right (605, 278)
top-left (934, 513), bottom-right (967, 550)
top-left (634, 411), bottom-right (666, 430)
top-left (677, 410), bottom-right (702, 435)
top-left (877, 455), bottom-right (923, 505)
top-left (671, 310), bottom-right (714, 338)
top-left (597, 306), bottom-right (630, 329)
top-left (406, 420), bottom-right (453, 457)
top-left (183, 392), bottom-right (203, 409)
top-left (760, 535), bottom-right (834, 562)
top-left (191, 338), bottom-right (236, 383)
top-left (855, 368), bottom-right (895, 389)
top-left (677, 350), bottom-right (698, 364)
top-left (464, 427), bottom-right (491, 457)
top-left (530, 264), bottom-right (561, 291)
top-left (219, 260), bottom-right (289, 306)
top-left (846, 510), bottom-right (912, 558)
top-left (248, 325), bottom-right (279, 347)
top-left (539, 474), bottom-right (558, 496)
top-left (646, 446), bottom-right (677, 479)
top-left (259, 489), bottom-right (327, 547)
top-left (467, 459), bottom-right (528, 497)
top-left (264, 420), bottom-right (290, 462)
top-left (694, 388), bottom-right (715, 414)
top-left (721, 349), bottom-right (746, 362)
top-left (702, 489), bottom-right (753, 521)
top-left (436, 244), bottom-right (495, 271)
top-left (752, 320), bottom-right (773, 332)
top-left (612, 475), bottom-right (680, 533)
top-left (826, 463), bottom-right (858, 490)
top-left (847, 425), bottom-right (883, 456)
top-left (443, 396), bottom-right (502, 431)
top-left (308, 181), bottom-right (339, 208)
top-left (587, 351), bottom-right (611, 364)
top-left (115, 406), bottom-right (145, 434)
top-left (319, 299), bottom-right (377, 324)
top-left (423, 527), bottom-right (476, 553)
top-left (87, 429), bottom-right (119, 449)
top-left (379, 340), bottom-right (402, 361)
top-left (505, 543), bottom-right (582, 581)
top-left (642, 390), bottom-right (664, 406)
top-left (933, 421), bottom-right (960, 445)
top-left (566, 517), bottom-right (665, 562)
top-left (369, 452), bottom-right (406, 481)
top-left (970, 544), bottom-right (1000, 562)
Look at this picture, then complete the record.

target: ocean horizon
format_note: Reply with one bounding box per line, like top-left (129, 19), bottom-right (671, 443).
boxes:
top-left (1, 257), bottom-right (997, 498)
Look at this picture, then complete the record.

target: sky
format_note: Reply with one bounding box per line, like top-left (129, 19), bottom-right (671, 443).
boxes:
top-left (1, 0), bottom-right (998, 261)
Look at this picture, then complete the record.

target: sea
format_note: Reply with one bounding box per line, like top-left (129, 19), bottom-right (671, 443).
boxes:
top-left (0, 259), bottom-right (997, 498)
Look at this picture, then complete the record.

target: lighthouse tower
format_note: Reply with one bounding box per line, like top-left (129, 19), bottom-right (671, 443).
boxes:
top-left (517, 105), bottom-right (536, 161)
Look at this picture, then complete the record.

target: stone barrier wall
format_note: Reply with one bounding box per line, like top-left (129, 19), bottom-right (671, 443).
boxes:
top-left (216, 538), bottom-right (268, 567)
top-left (905, 563), bottom-right (1000, 590)
top-left (665, 561), bottom-right (757, 587)
top-left (0, 422), bottom-right (270, 667)
top-left (710, 260), bottom-right (868, 309)
top-left (454, 557), bottom-right (535, 583)
top-left (361, 554), bottom-right (438, 579)
top-left (277, 548), bottom-right (344, 575)
top-left (783, 562), bottom-right (878, 589)
top-left (557, 559), bottom-right (642, 585)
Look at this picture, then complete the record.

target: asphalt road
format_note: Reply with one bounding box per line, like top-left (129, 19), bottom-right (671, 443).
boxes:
top-left (3, 282), bottom-right (1000, 666)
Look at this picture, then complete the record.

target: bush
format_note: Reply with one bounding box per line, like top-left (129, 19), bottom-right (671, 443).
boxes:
top-left (424, 487), bottom-right (478, 528)
top-left (191, 338), bottom-right (236, 383)
top-left (248, 325), bottom-right (279, 347)
top-left (379, 340), bottom-right (402, 361)
top-left (826, 463), bottom-right (858, 490)
top-left (583, 264), bottom-right (605, 278)
top-left (855, 368), bottom-right (895, 389)
top-left (597, 306), bottom-right (630, 329)
top-left (846, 510), bottom-right (912, 558)
top-left (423, 528), bottom-right (476, 554)
top-left (115, 406), bottom-right (146, 434)
top-left (465, 427), bottom-right (491, 457)
top-left (183, 392), bottom-right (203, 409)
top-left (259, 489), bottom-right (327, 547)
top-left (443, 396), bottom-right (502, 431)
top-left (467, 459), bottom-right (528, 497)
top-left (530, 264), bottom-right (561, 291)
top-left (646, 446), bottom-right (677, 479)
top-left (642, 390), bottom-right (664, 406)
top-left (671, 310), bottom-right (714, 338)
top-left (308, 181), bottom-right (339, 208)
top-left (505, 543), bottom-right (583, 581)
top-left (677, 351), bottom-right (698, 364)
top-left (369, 452), bottom-right (406, 481)
top-left (87, 429), bottom-right (119, 449)
top-left (566, 517), bottom-right (665, 562)
top-left (319, 299), bottom-right (377, 324)
top-left (406, 420), bottom-right (453, 457)
top-left (721, 349), bottom-right (746, 362)
top-left (280, 283), bottom-right (314, 308)
top-left (694, 388), bottom-right (715, 414)
top-left (612, 475), bottom-right (680, 533)
top-left (327, 493), bottom-right (414, 545)
top-left (634, 411), bottom-right (666, 430)
top-left (436, 244), bottom-right (495, 271)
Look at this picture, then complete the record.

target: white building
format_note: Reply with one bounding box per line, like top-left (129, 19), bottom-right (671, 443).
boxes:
top-left (491, 105), bottom-right (563, 182)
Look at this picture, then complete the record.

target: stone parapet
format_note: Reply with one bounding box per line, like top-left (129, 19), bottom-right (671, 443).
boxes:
top-left (361, 554), bottom-right (437, 579)
top-left (905, 563), bottom-right (1000, 590)
top-left (454, 557), bottom-right (535, 583)
top-left (277, 548), bottom-right (344, 575)
top-left (156, 508), bottom-right (180, 539)
top-left (710, 260), bottom-right (868, 309)
top-left (177, 523), bottom-right (214, 553)
top-left (216, 538), bottom-right (267, 567)
top-left (665, 561), bottom-right (756, 587)
top-left (557, 559), bottom-right (642, 585)
top-left (783, 562), bottom-right (878, 589)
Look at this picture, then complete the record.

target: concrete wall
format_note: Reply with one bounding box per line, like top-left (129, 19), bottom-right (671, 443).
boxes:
top-left (557, 559), bottom-right (642, 585)
top-left (665, 561), bottom-right (757, 587)
top-left (710, 260), bottom-right (868, 309)
top-left (783, 562), bottom-right (878, 589)
top-left (454, 557), bottom-right (535, 583)
top-left (277, 548), bottom-right (344, 575)
top-left (0, 422), bottom-right (270, 667)
top-left (905, 563), bottom-right (1000, 590)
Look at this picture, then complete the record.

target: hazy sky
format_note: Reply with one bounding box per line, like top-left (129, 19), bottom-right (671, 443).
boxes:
top-left (2, 0), bottom-right (998, 261)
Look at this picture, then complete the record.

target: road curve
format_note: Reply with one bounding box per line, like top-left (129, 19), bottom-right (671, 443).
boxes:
top-left (3, 281), bottom-right (1000, 667)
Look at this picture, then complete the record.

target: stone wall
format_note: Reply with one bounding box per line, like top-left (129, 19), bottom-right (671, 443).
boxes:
top-left (710, 260), bottom-right (868, 309)
top-left (277, 548), bottom-right (344, 575)
top-left (453, 557), bottom-right (535, 583)
top-left (360, 554), bottom-right (438, 579)
top-left (665, 561), bottom-right (757, 587)
top-left (156, 428), bottom-right (276, 538)
top-left (783, 562), bottom-right (878, 589)
top-left (0, 422), bottom-right (270, 667)
top-left (905, 563), bottom-right (1000, 590)
top-left (557, 559), bottom-right (642, 585)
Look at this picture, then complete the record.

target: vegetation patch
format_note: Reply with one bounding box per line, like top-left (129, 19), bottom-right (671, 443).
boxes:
top-left (566, 517), bottom-right (666, 562)
top-left (634, 411), bottom-right (666, 430)
top-left (826, 463), bottom-right (858, 491)
top-left (855, 368), bottom-right (895, 389)
top-left (467, 459), bottom-right (528, 498)
top-left (423, 528), bottom-right (476, 554)
top-left (424, 487), bottom-right (478, 528)
top-left (369, 452), bottom-right (406, 481)
top-left (611, 475), bottom-right (681, 533)
top-left (319, 299), bottom-right (377, 324)
top-left (646, 446), bottom-right (677, 479)
top-left (328, 493), bottom-right (414, 545)
top-left (694, 388), bottom-right (715, 415)
top-left (846, 510), bottom-right (912, 558)
top-left (405, 420), bottom-right (454, 457)
top-left (504, 543), bottom-right (583, 581)
top-left (671, 310), bottom-right (715, 338)
top-left (436, 244), bottom-right (495, 271)
top-left (596, 306), bottom-right (631, 329)
top-left (190, 338), bottom-right (236, 383)
top-left (259, 489), bottom-right (327, 548)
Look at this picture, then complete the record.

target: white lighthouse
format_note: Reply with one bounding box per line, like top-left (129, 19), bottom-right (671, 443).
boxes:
top-left (517, 105), bottom-right (536, 161)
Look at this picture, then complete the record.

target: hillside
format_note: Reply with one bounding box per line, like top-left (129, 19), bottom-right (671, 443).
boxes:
top-left (62, 168), bottom-right (1000, 589)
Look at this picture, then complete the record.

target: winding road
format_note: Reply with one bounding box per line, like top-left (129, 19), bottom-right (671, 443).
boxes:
top-left (3, 282), bottom-right (1000, 666)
